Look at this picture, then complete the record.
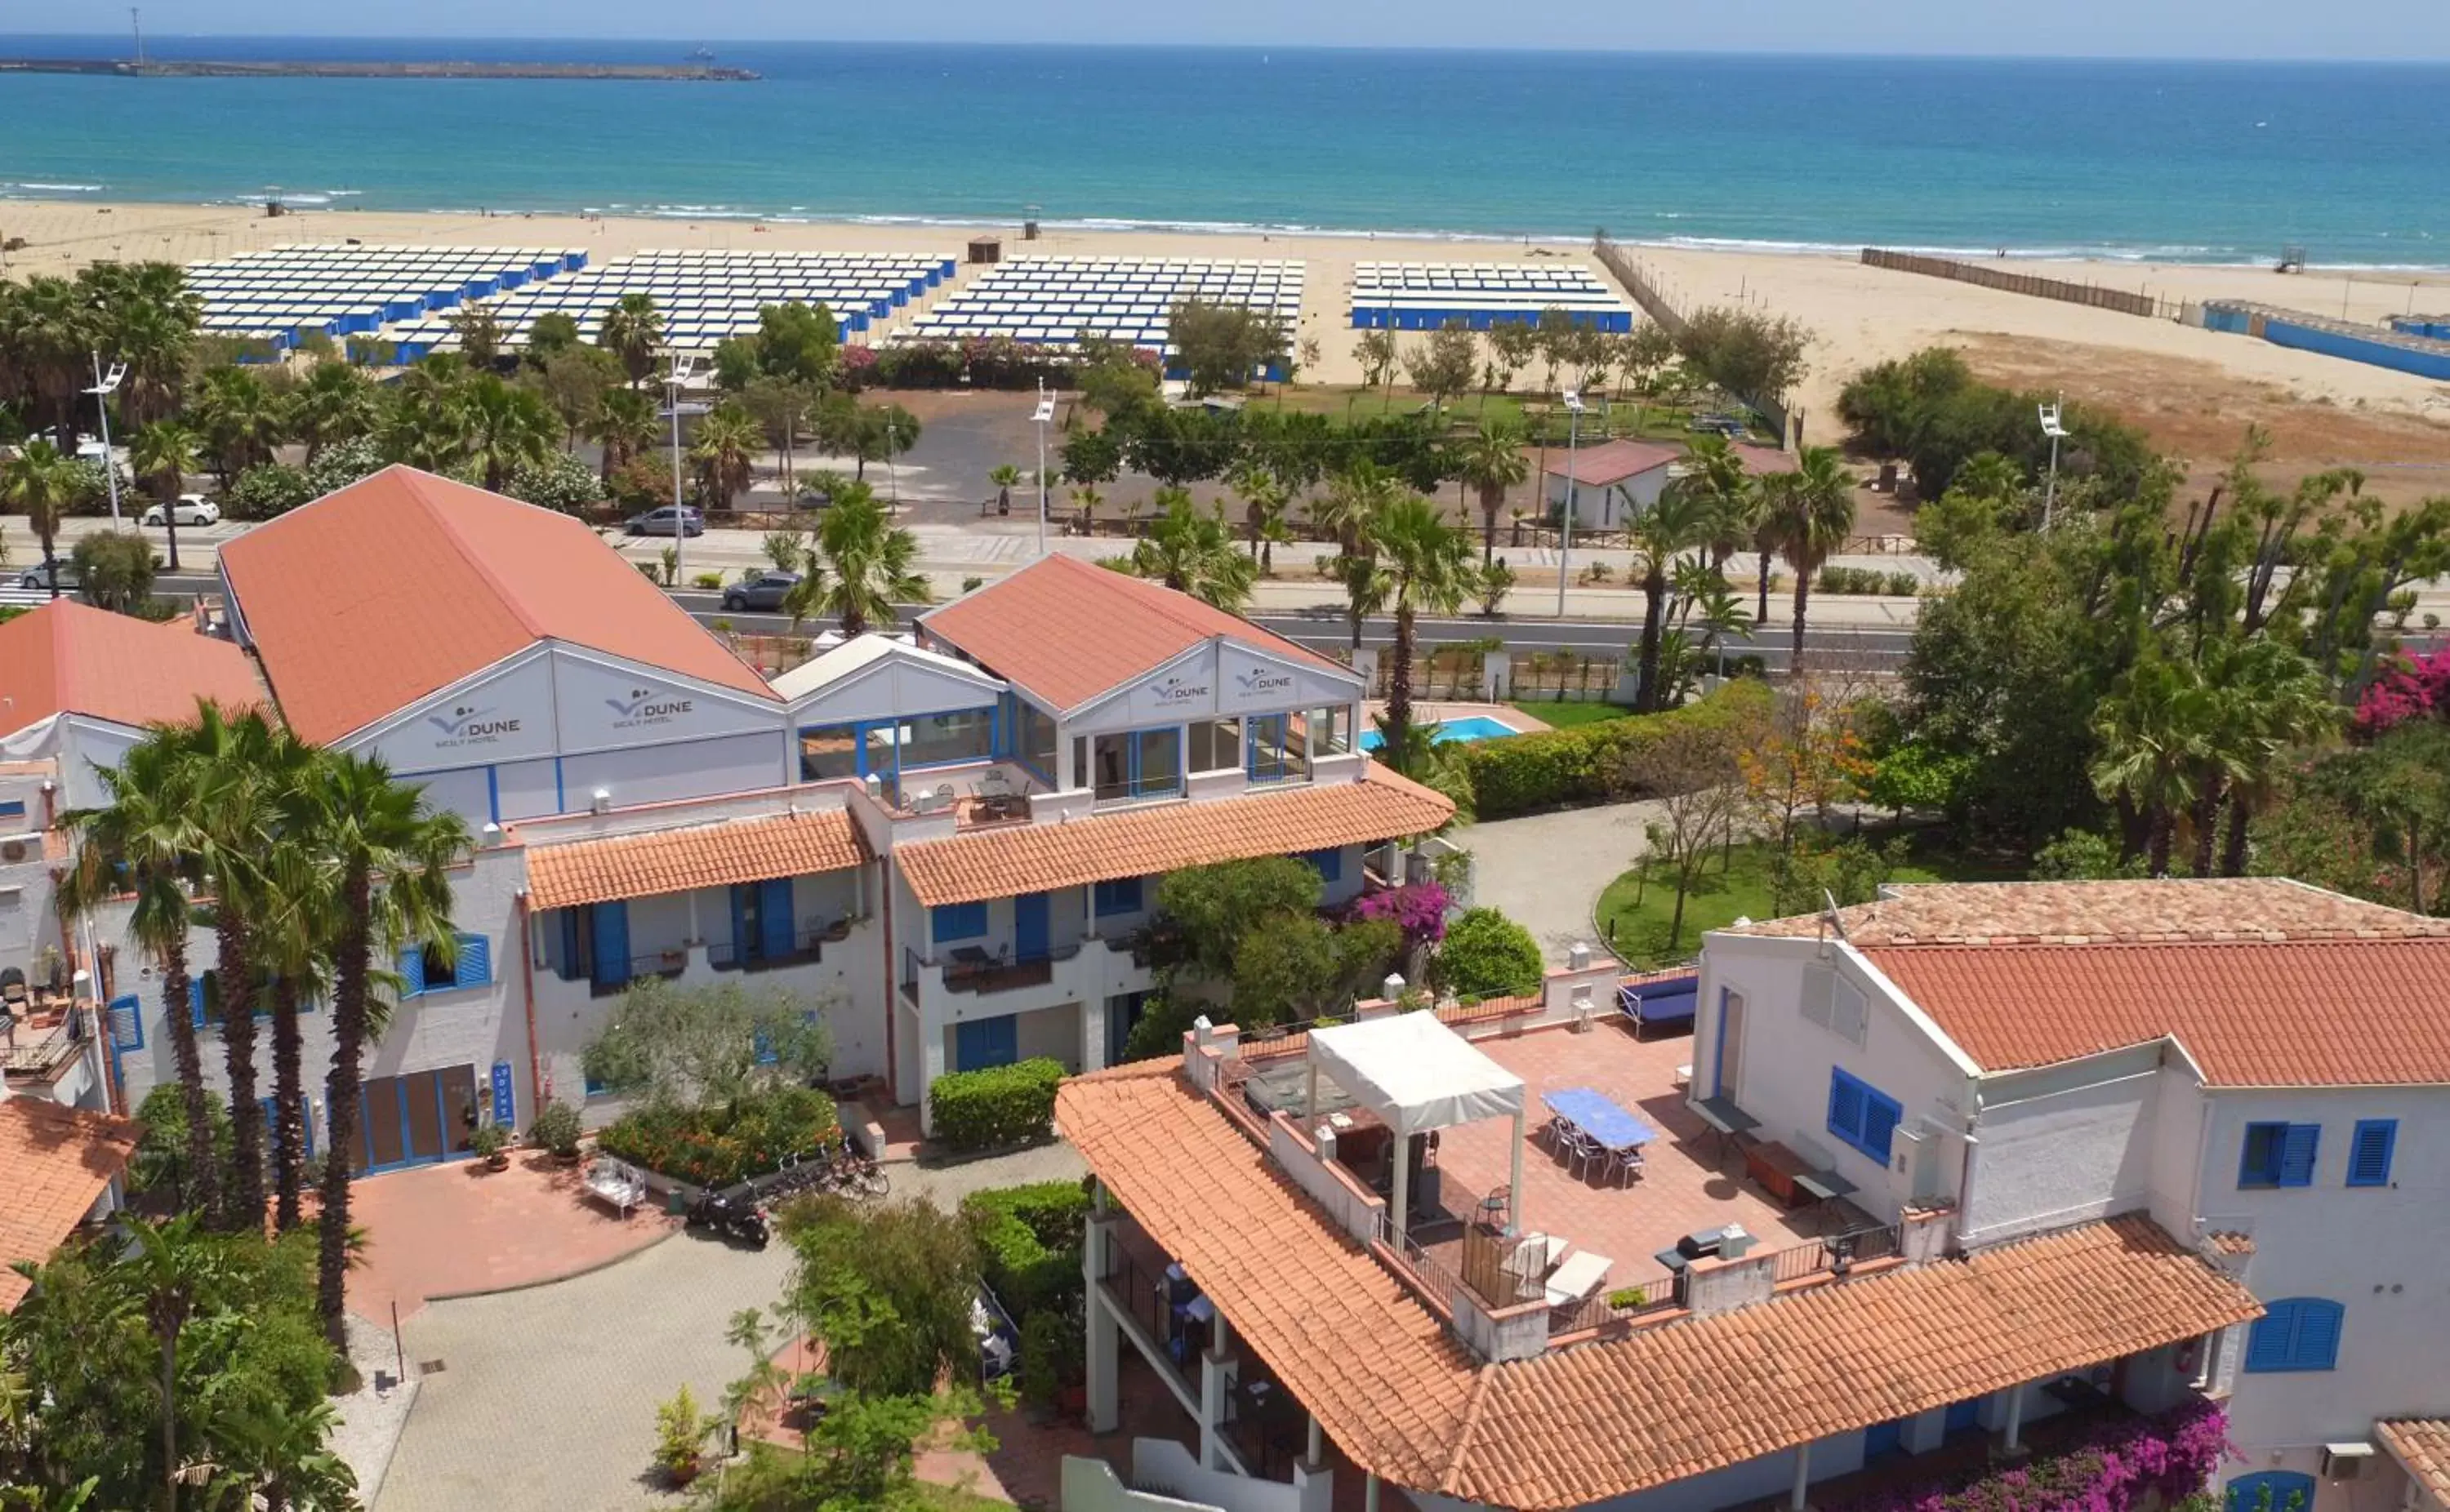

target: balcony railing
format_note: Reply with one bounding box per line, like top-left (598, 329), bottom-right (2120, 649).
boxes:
top-left (942, 941), bottom-right (1083, 995)
top-left (587, 950), bottom-right (688, 998)
top-left (710, 923), bottom-right (841, 973)
top-left (1769, 1221), bottom-right (1902, 1285)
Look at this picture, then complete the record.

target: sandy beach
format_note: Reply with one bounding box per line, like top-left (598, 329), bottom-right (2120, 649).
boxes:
top-left (7, 197), bottom-right (2448, 447)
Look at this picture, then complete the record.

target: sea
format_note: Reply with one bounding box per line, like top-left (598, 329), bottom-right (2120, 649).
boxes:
top-left (2, 37), bottom-right (2446, 267)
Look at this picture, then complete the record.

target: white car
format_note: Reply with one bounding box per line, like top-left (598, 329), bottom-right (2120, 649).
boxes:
top-left (140, 495), bottom-right (220, 527)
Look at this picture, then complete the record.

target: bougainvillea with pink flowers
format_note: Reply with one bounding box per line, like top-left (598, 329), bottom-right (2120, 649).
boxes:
top-left (2353, 649), bottom-right (2450, 738)
top-left (1819, 1398), bottom-right (2231, 1512)
top-left (1346, 882), bottom-right (1452, 945)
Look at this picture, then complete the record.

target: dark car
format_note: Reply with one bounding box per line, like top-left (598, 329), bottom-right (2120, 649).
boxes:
top-left (722, 570), bottom-right (804, 612)
top-left (624, 505), bottom-right (706, 538)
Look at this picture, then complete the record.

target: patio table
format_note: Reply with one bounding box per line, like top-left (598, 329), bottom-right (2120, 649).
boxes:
top-left (1541, 1087), bottom-right (1661, 1154)
top-left (1693, 1096), bottom-right (1762, 1162)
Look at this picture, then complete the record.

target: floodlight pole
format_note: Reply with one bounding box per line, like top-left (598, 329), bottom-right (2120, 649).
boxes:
top-left (665, 354), bottom-right (697, 586)
top-left (1032, 379), bottom-right (1056, 558)
top-left (2038, 391), bottom-right (2066, 531)
top-left (1557, 389), bottom-right (1584, 617)
top-left (85, 354), bottom-right (127, 527)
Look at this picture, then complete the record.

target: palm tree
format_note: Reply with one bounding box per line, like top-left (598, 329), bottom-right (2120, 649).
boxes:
top-left (252, 728), bottom-right (335, 1234)
top-left (89, 262), bottom-right (203, 427)
top-left (1070, 483), bottom-right (1105, 536)
top-left (1132, 491), bottom-right (1258, 611)
top-left (988, 463), bottom-right (1022, 518)
top-left (1313, 462), bottom-right (1405, 653)
top-left (2089, 652), bottom-right (2212, 878)
top-left (1682, 434), bottom-right (1755, 572)
top-left (128, 420), bottom-right (200, 572)
top-left (458, 373), bottom-right (556, 492)
top-left (58, 728), bottom-right (219, 1223)
top-left (1454, 419), bottom-right (1530, 564)
top-left (287, 361), bottom-right (380, 465)
top-left (122, 1213), bottom-right (231, 1512)
top-left (0, 274), bottom-right (96, 445)
top-left (2202, 637), bottom-right (2336, 877)
top-left (1, 439), bottom-right (87, 597)
top-left (1372, 495), bottom-right (1482, 770)
top-left (590, 385), bottom-right (659, 483)
top-left (782, 483), bottom-right (931, 635)
top-left (188, 367), bottom-right (287, 487)
top-left (872, 404), bottom-right (921, 505)
top-left (598, 294), bottom-right (663, 389)
top-left (292, 751), bottom-right (469, 1346)
top-left (1760, 445), bottom-right (1857, 670)
top-left (1627, 484), bottom-right (1717, 712)
top-left (689, 402), bottom-right (764, 510)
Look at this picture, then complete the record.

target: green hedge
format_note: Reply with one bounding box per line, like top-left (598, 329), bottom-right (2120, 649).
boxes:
top-left (1460, 678), bottom-right (1774, 818)
top-left (595, 1085), bottom-right (839, 1190)
top-left (929, 1057), bottom-right (1066, 1153)
top-left (962, 1180), bottom-right (1090, 1319)
top-left (1435, 907), bottom-right (1545, 998)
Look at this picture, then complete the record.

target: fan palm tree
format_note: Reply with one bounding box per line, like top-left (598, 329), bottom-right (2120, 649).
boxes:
top-left (1760, 445), bottom-right (1858, 670)
top-left (58, 727), bottom-right (219, 1223)
top-left (0, 274), bottom-right (96, 445)
top-left (598, 293), bottom-right (663, 389)
top-left (782, 483), bottom-right (931, 635)
top-left (590, 385), bottom-right (659, 483)
top-left (187, 367), bottom-right (287, 487)
top-left (988, 463), bottom-right (1022, 518)
top-left (689, 402), bottom-right (764, 510)
top-left (458, 373), bottom-right (557, 493)
top-left (128, 420), bottom-right (200, 572)
top-left (2202, 636), bottom-right (2337, 877)
top-left (1070, 483), bottom-right (1105, 536)
top-left (99, 270), bottom-right (203, 428)
top-left (1132, 491), bottom-right (1258, 611)
top-left (292, 751), bottom-right (469, 1346)
top-left (286, 361), bottom-right (381, 465)
top-left (1627, 483), bottom-right (1718, 712)
top-left (1454, 418), bottom-right (1530, 565)
top-left (1313, 462), bottom-right (1406, 652)
top-left (2, 439), bottom-right (87, 597)
top-left (1227, 463), bottom-right (1293, 567)
top-left (252, 731), bottom-right (336, 1234)
top-left (1372, 495), bottom-right (1483, 770)
top-left (2089, 652), bottom-right (2213, 878)
top-left (1682, 433), bottom-right (1755, 572)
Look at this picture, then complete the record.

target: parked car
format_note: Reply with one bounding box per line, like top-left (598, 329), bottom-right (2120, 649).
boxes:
top-left (722, 570), bottom-right (804, 612)
top-left (140, 494), bottom-right (220, 527)
top-left (624, 506), bottom-right (706, 538)
top-left (17, 561), bottom-right (78, 593)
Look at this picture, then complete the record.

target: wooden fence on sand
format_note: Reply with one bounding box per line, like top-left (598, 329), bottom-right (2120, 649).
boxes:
top-left (1859, 249), bottom-right (2171, 319)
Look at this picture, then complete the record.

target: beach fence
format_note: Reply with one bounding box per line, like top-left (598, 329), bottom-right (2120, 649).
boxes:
top-left (2200, 300), bottom-right (2450, 381)
top-left (1591, 232), bottom-right (1796, 447)
top-left (1858, 249), bottom-right (2172, 319)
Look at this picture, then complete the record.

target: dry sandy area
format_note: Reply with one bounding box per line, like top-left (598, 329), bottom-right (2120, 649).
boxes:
top-left (7, 198), bottom-right (2450, 469)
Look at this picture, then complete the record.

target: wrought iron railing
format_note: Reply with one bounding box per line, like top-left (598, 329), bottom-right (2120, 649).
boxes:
top-left (1768, 1222), bottom-right (1903, 1286)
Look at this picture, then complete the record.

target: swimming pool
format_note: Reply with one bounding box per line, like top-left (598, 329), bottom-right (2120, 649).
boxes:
top-left (1358, 714), bottom-right (1521, 752)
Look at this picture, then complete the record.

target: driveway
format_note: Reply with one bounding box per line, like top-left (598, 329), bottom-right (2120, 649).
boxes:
top-left (376, 1143), bottom-right (1086, 1512)
top-left (1460, 798), bottom-right (1666, 962)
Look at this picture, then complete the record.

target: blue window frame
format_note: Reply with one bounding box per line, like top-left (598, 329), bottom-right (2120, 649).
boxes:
top-left (933, 901), bottom-right (988, 943)
top-left (2347, 1119), bottom-right (2396, 1187)
top-left (1094, 876), bottom-right (1143, 917)
top-left (1826, 1067), bottom-right (1903, 1164)
top-left (2240, 1122), bottom-right (2319, 1188)
top-left (2243, 1298), bottom-right (2343, 1373)
top-left (2227, 1473), bottom-right (2317, 1512)
top-left (189, 973), bottom-right (210, 1031)
top-left (403, 932), bottom-right (491, 997)
top-left (1247, 714), bottom-right (1298, 783)
top-left (955, 1013), bottom-right (1019, 1072)
top-left (106, 993), bottom-right (144, 1053)
top-left (1302, 847), bottom-right (1345, 883)
top-left (798, 706), bottom-right (997, 788)
top-left (0, 800), bottom-right (24, 820)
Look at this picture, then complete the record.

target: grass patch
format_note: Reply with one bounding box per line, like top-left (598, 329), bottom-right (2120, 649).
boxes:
top-left (1511, 699), bottom-right (1636, 729)
top-left (1276, 385), bottom-right (1704, 442)
top-left (1594, 832), bottom-right (2026, 968)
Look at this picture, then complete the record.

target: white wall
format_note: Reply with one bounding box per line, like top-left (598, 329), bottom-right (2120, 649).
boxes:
top-left (1960, 1053), bottom-right (2162, 1246)
top-left (559, 731), bottom-right (784, 813)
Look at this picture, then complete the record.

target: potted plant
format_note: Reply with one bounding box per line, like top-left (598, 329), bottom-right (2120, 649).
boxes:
top-left (654, 1385), bottom-right (713, 1487)
top-left (528, 1099), bottom-right (585, 1163)
top-left (470, 1121), bottom-right (511, 1172)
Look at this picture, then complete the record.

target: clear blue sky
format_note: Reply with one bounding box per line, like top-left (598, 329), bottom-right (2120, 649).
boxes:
top-left (12, 0), bottom-right (2449, 58)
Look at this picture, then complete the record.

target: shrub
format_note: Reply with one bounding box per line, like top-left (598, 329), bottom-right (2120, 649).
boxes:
top-left (470, 1122), bottom-right (510, 1161)
top-left (527, 1098), bottom-right (584, 1158)
top-left (1015, 1309), bottom-right (1084, 1410)
top-left (129, 1083), bottom-right (233, 1210)
top-left (595, 1084), bottom-right (838, 1188)
top-left (1435, 907), bottom-right (1544, 998)
top-left (654, 1385), bottom-right (715, 1483)
top-left (1819, 1398), bottom-right (2226, 1512)
top-left (962, 1180), bottom-right (1090, 1320)
top-left (929, 1057), bottom-right (1064, 1153)
top-left (1459, 679), bottom-right (1772, 818)
top-left (1346, 881), bottom-right (1451, 946)
top-left (692, 571), bottom-right (724, 589)
top-left (1884, 570), bottom-right (1920, 596)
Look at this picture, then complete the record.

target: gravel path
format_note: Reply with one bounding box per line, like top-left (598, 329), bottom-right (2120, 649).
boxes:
top-left (1461, 798), bottom-right (1668, 961)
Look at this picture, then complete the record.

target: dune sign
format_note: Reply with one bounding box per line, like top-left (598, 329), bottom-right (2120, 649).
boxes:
top-left (426, 703), bottom-right (523, 750)
top-left (606, 687), bottom-right (697, 731)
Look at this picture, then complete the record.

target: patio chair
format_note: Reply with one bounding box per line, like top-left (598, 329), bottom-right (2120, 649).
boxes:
top-left (1563, 1130), bottom-right (1603, 1183)
top-left (1601, 1145), bottom-right (1645, 1188)
top-left (1543, 1250), bottom-right (1612, 1307)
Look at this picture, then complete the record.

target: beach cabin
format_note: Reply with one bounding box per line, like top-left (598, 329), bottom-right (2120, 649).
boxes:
top-left (1543, 439), bottom-right (1679, 529)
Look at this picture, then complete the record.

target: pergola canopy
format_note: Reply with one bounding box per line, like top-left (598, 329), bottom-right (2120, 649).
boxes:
top-left (1307, 1012), bottom-right (1526, 1136)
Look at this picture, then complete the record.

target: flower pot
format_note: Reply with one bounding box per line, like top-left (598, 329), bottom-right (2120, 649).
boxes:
top-left (485, 1152), bottom-right (510, 1172)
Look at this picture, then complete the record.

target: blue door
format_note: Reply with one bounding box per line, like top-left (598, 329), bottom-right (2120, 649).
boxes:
top-left (956, 1014), bottom-right (1019, 1071)
top-left (1944, 1399), bottom-right (1983, 1435)
top-left (590, 900), bottom-right (630, 987)
top-left (757, 878), bottom-right (795, 960)
top-left (1106, 991), bottom-right (1148, 1066)
top-left (1864, 1419), bottom-right (1905, 1460)
top-left (2228, 1473), bottom-right (2317, 1512)
top-left (1013, 892), bottom-right (1049, 963)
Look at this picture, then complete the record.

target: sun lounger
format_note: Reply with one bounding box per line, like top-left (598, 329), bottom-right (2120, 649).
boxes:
top-left (1544, 1250), bottom-right (1612, 1307)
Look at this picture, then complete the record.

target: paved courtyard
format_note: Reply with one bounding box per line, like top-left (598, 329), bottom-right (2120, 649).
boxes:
top-left (374, 1142), bottom-right (1086, 1512)
top-left (1461, 796), bottom-right (1664, 960)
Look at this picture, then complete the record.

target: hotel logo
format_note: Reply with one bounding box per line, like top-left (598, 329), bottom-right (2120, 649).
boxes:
top-left (426, 703), bottom-right (522, 748)
top-left (607, 687), bottom-right (696, 729)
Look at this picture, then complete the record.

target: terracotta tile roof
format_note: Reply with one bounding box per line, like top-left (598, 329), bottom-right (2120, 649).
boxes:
top-left (0, 600), bottom-right (265, 738)
top-left (2205, 1230), bottom-right (2256, 1256)
top-left (1062, 1056), bottom-right (2259, 1512)
top-left (1547, 439), bottom-right (1679, 487)
top-left (219, 466), bottom-right (773, 744)
top-left (2380, 1421), bottom-right (2450, 1511)
top-left (1450, 1215), bottom-right (2260, 1510)
top-left (1056, 1061), bottom-right (1482, 1490)
top-left (917, 554), bottom-right (1346, 713)
top-left (524, 809), bottom-right (869, 909)
top-left (897, 765), bottom-right (1453, 907)
top-left (0, 1097), bottom-right (140, 1310)
top-left (1733, 878), bottom-right (2447, 946)
top-left (1732, 442), bottom-right (1799, 474)
top-left (1864, 938), bottom-right (2450, 1087)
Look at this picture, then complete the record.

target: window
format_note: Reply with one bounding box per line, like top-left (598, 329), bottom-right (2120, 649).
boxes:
top-left (1188, 718), bottom-right (1243, 773)
top-left (1301, 847), bottom-right (1345, 883)
top-left (1082, 727), bottom-right (1183, 802)
top-left (800, 723), bottom-right (860, 782)
top-left (1094, 877), bottom-right (1144, 917)
top-left (1801, 964), bottom-right (1869, 1047)
top-left (405, 932), bottom-right (491, 996)
top-left (0, 800), bottom-right (24, 820)
top-left (1826, 1067), bottom-right (1903, 1164)
top-left (2239, 1122), bottom-right (2319, 1189)
top-left (2347, 1119), bottom-right (2397, 1187)
top-left (2243, 1298), bottom-right (2343, 1373)
top-left (900, 708), bottom-right (996, 769)
top-left (2226, 1473), bottom-right (2317, 1512)
top-left (106, 993), bottom-right (144, 1053)
top-left (933, 901), bottom-right (987, 943)
top-left (1013, 698), bottom-right (1058, 780)
top-left (1245, 714), bottom-right (1311, 784)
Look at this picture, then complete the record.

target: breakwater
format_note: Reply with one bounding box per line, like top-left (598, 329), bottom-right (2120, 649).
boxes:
top-left (0, 58), bottom-right (757, 80)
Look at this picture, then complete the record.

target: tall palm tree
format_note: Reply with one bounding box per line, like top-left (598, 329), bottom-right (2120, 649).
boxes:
top-left (2202, 637), bottom-right (2337, 877)
top-left (782, 483), bottom-right (931, 635)
top-left (179, 705), bottom-right (283, 1230)
top-left (1760, 445), bottom-right (1858, 670)
top-left (1227, 465), bottom-right (1293, 571)
top-left (1627, 484), bottom-right (1718, 713)
top-left (1313, 462), bottom-right (1405, 652)
top-left (1372, 495), bottom-right (1482, 770)
top-left (988, 463), bottom-right (1022, 518)
top-left (1132, 491), bottom-right (1258, 611)
top-left (590, 385), bottom-right (659, 483)
top-left (128, 420), bottom-right (200, 573)
top-left (58, 728), bottom-right (219, 1222)
top-left (293, 751), bottom-right (468, 1346)
top-left (1682, 434), bottom-right (1754, 572)
top-left (188, 367), bottom-right (287, 487)
top-left (0, 273), bottom-right (96, 445)
top-left (688, 402), bottom-right (764, 510)
top-left (254, 732), bottom-right (336, 1234)
top-left (458, 373), bottom-right (557, 493)
top-left (286, 361), bottom-right (381, 465)
top-left (1, 439), bottom-right (87, 597)
top-left (1454, 418), bottom-right (1530, 564)
top-left (2089, 652), bottom-right (2212, 878)
top-left (598, 294), bottom-right (663, 389)
top-left (98, 272), bottom-right (203, 428)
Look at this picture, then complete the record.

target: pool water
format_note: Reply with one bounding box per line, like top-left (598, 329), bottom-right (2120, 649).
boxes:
top-left (1358, 714), bottom-right (1521, 752)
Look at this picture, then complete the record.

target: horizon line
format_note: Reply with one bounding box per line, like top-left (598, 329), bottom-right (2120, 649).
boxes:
top-left (4, 33), bottom-right (2449, 64)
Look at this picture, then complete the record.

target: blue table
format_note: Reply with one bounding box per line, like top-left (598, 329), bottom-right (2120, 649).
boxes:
top-left (1542, 1088), bottom-right (1662, 1153)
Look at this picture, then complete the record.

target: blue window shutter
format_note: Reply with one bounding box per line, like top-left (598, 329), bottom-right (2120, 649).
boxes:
top-left (729, 884), bottom-right (749, 958)
top-left (2245, 1299), bottom-right (2343, 1372)
top-left (558, 908), bottom-right (581, 980)
top-left (933, 901), bottom-right (986, 943)
top-left (591, 900), bottom-right (630, 985)
top-left (1303, 847), bottom-right (1344, 883)
top-left (1862, 1092), bottom-right (1901, 1163)
top-left (189, 976), bottom-right (208, 1029)
top-left (2347, 1120), bottom-right (2396, 1187)
top-left (2293, 1300), bottom-right (2342, 1368)
top-left (107, 994), bottom-right (144, 1052)
top-left (1828, 1072), bottom-right (1864, 1142)
top-left (2239, 1123), bottom-right (2279, 1187)
top-left (2244, 1305), bottom-right (2296, 1372)
top-left (2278, 1124), bottom-right (2319, 1187)
top-left (759, 878), bottom-right (795, 960)
top-left (397, 947), bottom-right (425, 998)
top-left (453, 932), bottom-right (490, 989)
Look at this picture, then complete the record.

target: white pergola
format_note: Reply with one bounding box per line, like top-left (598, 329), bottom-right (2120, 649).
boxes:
top-left (1306, 1012), bottom-right (1528, 1239)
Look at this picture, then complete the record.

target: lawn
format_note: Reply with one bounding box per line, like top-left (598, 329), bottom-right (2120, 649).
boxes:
top-left (1276, 385), bottom-right (1708, 444)
top-left (1511, 698), bottom-right (1637, 728)
top-left (1593, 832), bottom-right (2026, 968)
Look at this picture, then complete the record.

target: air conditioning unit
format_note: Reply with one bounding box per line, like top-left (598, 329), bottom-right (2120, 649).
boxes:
top-left (2322, 1443), bottom-right (2376, 1480)
top-left (0, 838), bottom-right (25, 863)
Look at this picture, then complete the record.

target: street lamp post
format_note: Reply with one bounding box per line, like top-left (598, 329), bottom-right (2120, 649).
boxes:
top-left (1031, 381), bottom-right (1056, 557)
top-left (1557, 387), bottom-right (1584, 617)
top-left (83, 355), bottom-right (129, 527)
top-left (663, 352), bottom-right (703, 586)
top-left (2037, 393), bottom-right (2068, 531)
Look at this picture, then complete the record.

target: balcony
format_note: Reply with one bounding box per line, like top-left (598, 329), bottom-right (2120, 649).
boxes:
top-left (710, 918), bottom-right (849, 973)
top-left (2, 1003), bottom-right (92, 1088)
top-left (943, 941), bottom-right (1083, 995)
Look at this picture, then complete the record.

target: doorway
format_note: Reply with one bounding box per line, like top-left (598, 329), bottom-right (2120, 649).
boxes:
top-left (350, 1065), bottom-right (480, 1174)
top-left (1714, 989), bottom-right (1747, 1100)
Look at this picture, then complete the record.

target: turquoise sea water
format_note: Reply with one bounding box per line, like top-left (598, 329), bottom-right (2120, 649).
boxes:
top-left (2, 38), bottom-right (2445, 266)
